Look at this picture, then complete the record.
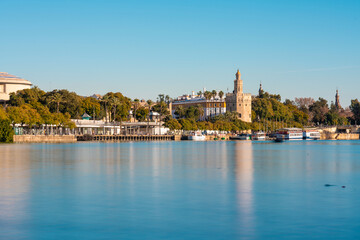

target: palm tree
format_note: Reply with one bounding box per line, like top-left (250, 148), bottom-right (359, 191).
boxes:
top-left (132, 99), bottom-right (140, 121)
top-left (211, 90), bottom-right (217, 100)
top-left (197, 91), bottom-right (202, 97)
top-left (203, 91), bottom-right (212, 120)
top-left (165, 95), bottom-right (170, 104)
top-left (110, 97), bottom-right (121, 134)
top-left (211, 90), bottom-right (217, 117)
top-left (110, 97), bottom-right (120, 122)
top-left (218, 90), bottom-right (224, 115)
top-left (218, 90), bottom-right (224, 100)
top-left (175, 106), bottom-right (185, 118)
top-left (146, 99), bottom-right (153, 134)
top-left (101, 95), bottom-right (111, 122)
top-left (196, 104), bottom-right (204, 120)
top-left (204, 91), bottom-right (211, 100)
top-left (49, 93), bottom-right (63, 113)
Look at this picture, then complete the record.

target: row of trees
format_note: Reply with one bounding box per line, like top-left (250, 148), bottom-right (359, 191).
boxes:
top-left (165, 112), bottom-right (251, 131)
top-left (7, 87), bottom-right (174, 123)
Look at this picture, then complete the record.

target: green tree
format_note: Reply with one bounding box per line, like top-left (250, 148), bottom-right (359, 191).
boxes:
top-left (82, 97), bottom-right (101, 119)
top-left (309, 98), bottom-right (329, 125)
top-left (44, 90), bottom-right (83, 118)
top-left (49, 92), bottom-right (63, 113)
top-left (0, 119), bottom-right (14, 143)
top-left (8, 86), bottom-right (46, 107)
top-left (350, 99), bottom-right (360, 124)
top-left (164, 119), bottom-right (182, 130)
top-left (204, 91), bottom-right (212, 100)
top-left (152, 101), bottom-right (169, 119)
top-left (0, 107), bottom-right (8, 120)
top-left (135, 107), bottom-right (149, 121)
top-left (178, 118), bottom-right (197, 130)
top-left (132, 99), bottom-right (140, 119)
top-left (211, 90), bottom-right (217, 99)
top-left (174, 106), bottom-right (185, 118)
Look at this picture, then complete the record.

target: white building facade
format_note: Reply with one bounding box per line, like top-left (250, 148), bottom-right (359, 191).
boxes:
top-left (0, 72), bottom-right (32, 102)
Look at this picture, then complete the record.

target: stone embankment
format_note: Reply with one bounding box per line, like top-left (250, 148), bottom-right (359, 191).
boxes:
top-left (14, 135), bottom-right (77, 143)
top-left (320, 132), bottom-right (359, 140)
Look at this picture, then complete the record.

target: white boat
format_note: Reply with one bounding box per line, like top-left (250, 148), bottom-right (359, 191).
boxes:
top-left (303, 129), bottom-right (321, 140)
top-left (229, 133), bottom-right (251, 140)
top-left (275, 128), bottom-right (303, 141)
top-left (252, 131), bottom-right (266, 140)
top-left (188, 131), bottom-right (206, 141)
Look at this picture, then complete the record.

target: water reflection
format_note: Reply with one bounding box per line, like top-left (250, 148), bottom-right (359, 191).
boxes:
top-left (233, 141), bottom-right (254, 237)
top-left (0, 145), bottom-right (31, 239)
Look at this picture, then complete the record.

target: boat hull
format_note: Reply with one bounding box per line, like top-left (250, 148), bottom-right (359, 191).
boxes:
top-left (188, 135), bottom-right (206, 141)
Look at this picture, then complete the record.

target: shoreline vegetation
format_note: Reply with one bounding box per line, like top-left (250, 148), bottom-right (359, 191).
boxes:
top-left (1, 86), bottom-right (360, 143)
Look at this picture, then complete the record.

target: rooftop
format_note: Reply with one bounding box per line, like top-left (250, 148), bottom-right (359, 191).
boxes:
top-left (0, 72), bottom-right (32, 85)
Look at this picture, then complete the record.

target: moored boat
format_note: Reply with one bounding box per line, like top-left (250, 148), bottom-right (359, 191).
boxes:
top-left (303, 129), bottom-right (321, 140)
top-left (188, 131), bottom-right (206, 141)
top-left (275, 128), bottom-right (303, 141)
top-left (252, 131), bottom-right (266, 140)
top-left (229, 133), bottom-right (251, 140)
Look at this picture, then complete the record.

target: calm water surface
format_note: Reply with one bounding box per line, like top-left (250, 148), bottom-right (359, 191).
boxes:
top-left (1, 140), bottom-right (360, 239)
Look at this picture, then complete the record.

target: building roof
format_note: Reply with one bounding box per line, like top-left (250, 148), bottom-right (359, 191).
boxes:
top-left (82, 112), bottom-right (91, 118)
top-left (0, 72), bottom-right (32, 85)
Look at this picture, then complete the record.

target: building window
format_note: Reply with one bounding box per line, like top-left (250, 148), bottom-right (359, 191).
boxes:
top-left (215, 104), bottom-right (217, 107)
top-left (239, 104), bottom-right (241, 106)
top-left (239, 114), bottom-right (242, 118)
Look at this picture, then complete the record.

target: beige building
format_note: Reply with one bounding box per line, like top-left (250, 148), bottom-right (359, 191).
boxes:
top-left (0, 72), bottom-right (32, 102)
top-left (225, 70), bottom-right (252, 122)
top-left (172, 91), bottom-right (226, 120)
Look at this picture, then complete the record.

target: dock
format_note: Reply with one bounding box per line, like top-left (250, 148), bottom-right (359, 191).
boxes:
top-left (77, 134), bottom-right (177, 142)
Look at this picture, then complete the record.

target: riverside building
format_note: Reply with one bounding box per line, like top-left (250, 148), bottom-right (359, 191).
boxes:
top-left (0, 72), bottom-right (32, 102)
top-left (225, 70), bottom-right (252, 123)
top-left (171, 91), bottom-right (226, 120)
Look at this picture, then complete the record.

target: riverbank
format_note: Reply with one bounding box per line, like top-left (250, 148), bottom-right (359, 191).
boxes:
top-left (12, 132), bottom-right (359, 143)
top-left (13, 135), bottom-right (76, 143)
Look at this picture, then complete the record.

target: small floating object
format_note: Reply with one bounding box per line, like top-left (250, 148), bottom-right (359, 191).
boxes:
top-left (342, 186), bottom-right (346, 188)
top-left (324, 184), bottom-right (336, 187)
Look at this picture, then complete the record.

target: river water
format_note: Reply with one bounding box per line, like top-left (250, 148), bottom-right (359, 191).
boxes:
top-left (1, 140), bottom-right (360, 239)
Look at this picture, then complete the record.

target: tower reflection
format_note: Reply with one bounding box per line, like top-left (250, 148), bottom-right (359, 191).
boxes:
top-left (233, 141), bottom-right (255, 235)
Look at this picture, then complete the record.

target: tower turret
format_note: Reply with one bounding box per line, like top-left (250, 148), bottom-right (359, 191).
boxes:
top-left (234, 69), bottom-right (243, 94)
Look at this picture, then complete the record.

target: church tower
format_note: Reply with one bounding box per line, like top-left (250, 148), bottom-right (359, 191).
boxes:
top-left (234, 69), bottom-right (243, 94)
top-left (335, 89), bottom-right (341, 109)
top-left (259, 82), bottom-right (263, 96)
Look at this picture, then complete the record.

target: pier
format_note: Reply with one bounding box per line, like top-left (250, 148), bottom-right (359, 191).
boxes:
top-left (77, 134), bottom-right (176, 142)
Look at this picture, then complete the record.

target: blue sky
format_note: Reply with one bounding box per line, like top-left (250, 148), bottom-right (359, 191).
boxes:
top-left (1, 0), bottom-right (359, 106)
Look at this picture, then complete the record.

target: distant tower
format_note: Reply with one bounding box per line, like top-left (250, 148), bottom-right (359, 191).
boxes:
top-left (234, 69), bottom-right (243, 94)
top-left (225, 69), bottom-right (252, 123)
top-left (259, 82), bottom-right (263, 96)
top-left (335, 89), bottom-right (341, 109)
